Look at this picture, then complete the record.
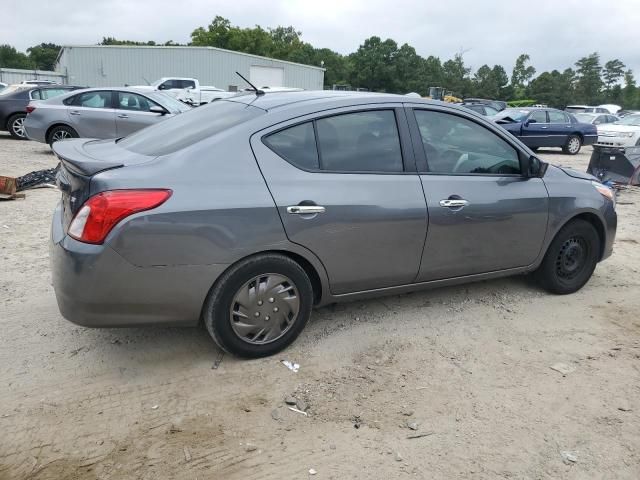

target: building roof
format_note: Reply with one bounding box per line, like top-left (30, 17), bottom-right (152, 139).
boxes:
top-left (57, 45), bottom-right (326, 72)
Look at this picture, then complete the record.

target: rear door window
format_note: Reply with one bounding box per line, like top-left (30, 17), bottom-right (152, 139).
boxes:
top-left (264, 122), bottom-right (319, 170)
top-left (315, 110), bottom-right (403, 172)
top-left (40, 88), bottom-right (72, 100)
top-left (71, 91), bottom-right (112, 108)
top-left (180, 80), bottom-right (196, 89)
top-left (548, 111), bottom-right (567, 123)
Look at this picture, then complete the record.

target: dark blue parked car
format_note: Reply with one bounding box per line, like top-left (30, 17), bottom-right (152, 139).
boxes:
top-left (493, 108), bottom-right (597, 155)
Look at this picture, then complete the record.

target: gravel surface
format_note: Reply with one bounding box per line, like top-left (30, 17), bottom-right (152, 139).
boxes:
top-left (1, 134), bottom-right (639, 479)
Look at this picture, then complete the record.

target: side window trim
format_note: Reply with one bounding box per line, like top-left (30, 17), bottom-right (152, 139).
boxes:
top-left (261, 106), bottom-right (415, 174)
top-left (406, 105), bottom-right (525, 177)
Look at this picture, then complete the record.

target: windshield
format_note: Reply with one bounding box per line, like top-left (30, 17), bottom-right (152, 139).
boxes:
top-left (574, 114), bottom-right (595, 123)
top-left (493, 109), bottom-right (530, 121)
top-left (617, 114), bottom-right (640, 126)
top-left (147, 92), bottom-right (192, 113)
top-left (118, 100), bottom-right (264, 155)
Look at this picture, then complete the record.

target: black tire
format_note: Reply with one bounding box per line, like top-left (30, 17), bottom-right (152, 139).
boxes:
top-left (534, 219), bottom-right (600, 294)
top-left (47, 125), bottom-right (78, 146)
top-left (562, 134), bottom-right (582, 155)
top-left (7, 113), bottom-right (27, 139)
top-left (202, 253), bottom-right (314, 358)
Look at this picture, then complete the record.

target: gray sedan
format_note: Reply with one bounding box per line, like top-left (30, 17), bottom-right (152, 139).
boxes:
top-left (50, 91), bottom-right (617, 358)
top-left (24, 87), bottom-right (191, 145)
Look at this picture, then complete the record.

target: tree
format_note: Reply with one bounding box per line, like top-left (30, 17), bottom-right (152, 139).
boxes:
top-left (529, 69), bottom-right (576, 108)
top-left (574, 52), bottom-right (603, 104)
top-left (27, 43), bottom-right (60, 71)
top-left (0, 44), bottom-right (33, 69)
top-left (602, 59), bottom-right (625, 91)
top-left (442, 54), bottom-right (471, 97)
top-left (349, 36), bottom-right (398, 92)
top-left (190, 16), bottom-right (234, 49)
top-left (511, 54), bottom-right (536, 98)
top-left (622, 70), bottom-right (638, 109)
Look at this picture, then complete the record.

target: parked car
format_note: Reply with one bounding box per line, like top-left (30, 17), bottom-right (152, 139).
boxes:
top-left (463, 98), bottom-right (507, 111)
top-left (133, 77), bottom-right (230, 105)
top-left (595, 113), bottom-right (640, 148)
top-left (24, 87), bottom-right (191, 146)
top-left (598, 104), bottom-right (622, 115)
top-left (493, 107), bottom-right (597, 154)
top-left (0, 82), bottom-right (7, 92)
top-left (574, 112), bottom-right (620, 126)
top-left (617, 110), bottom-right (640, 118)
top-left (565, 105), bottom-right (609, 114)
top-left (1, 84), bottom-right (80, 139)
top-left (50, 91), bottom-right (617, 358)
top-left (462, 102), bottom-right (500, 116)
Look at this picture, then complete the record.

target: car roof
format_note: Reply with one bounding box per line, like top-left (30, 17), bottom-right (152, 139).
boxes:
top-left (223, 90), bottom-right (450, 112)
top-left (60, 86), bottom-right (171, 95)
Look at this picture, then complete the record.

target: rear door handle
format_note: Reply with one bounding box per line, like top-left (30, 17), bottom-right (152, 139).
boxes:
top-left (69, 110), bottom-right (81, 116)
top-left (117, 114), bottom-right (129, 119)
top-left (287, 205), bottom-right (326, 214)
top-left (541, 126), bottom-right (549, 129)
top-left (439, 199), bottom-right (469, 208)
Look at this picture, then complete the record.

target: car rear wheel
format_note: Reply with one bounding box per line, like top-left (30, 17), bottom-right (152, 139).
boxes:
top-left (47, 125), bottom-right (78, 146)
top-left (7, 113), bottom-right (27, 139)
top-left (202, 253), bottom-right (313, 358)
top-left (563, 135), bottom-right (582, 155)
top-left (534, 219), bottom-right (600, 294)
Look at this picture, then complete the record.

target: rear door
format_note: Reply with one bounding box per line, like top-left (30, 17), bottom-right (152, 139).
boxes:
top-left (66, 91), bottom-right (116, 138)
top-left (115, 91), bottom-right (166, 137)
top-left (251, 105), bottom-right (428, 294)
top-left (548, 110), bottom-right (571, 146)
top-left (521, 110), bottom-right (550, 147)
top-left (408, 107), bottom-right (548, 281)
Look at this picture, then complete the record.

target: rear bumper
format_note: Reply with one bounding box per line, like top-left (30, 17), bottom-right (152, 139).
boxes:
top-left (24, 117), bottom-right (47, 143)
top-left (50, 202), bottom-right (228, 327)
top-left (583, 134), bottom-right (598, 146)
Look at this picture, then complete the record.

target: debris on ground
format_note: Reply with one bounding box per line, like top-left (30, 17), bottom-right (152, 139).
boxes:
top-left (284, 396), bottom-right (297, 405)
top-left (561, 451), bottom-right (578, 465)
top-left (287, 406), bottom-right (308, 416)
top-left (407, 432), bottom-right (435, 439)
top-left (151, 405), bottom-right (159, 410)
top-left (352, 415), bottom-right (362, 429)
top-left (550, 363), bottom-right (576, 375)
top-left (183, 446), bottom-right (192, 462)
top-left (271, 408), bottom-right (282, 421)
top-left (406, 421), bottom-right (419, 431)
top-left (308, 468), bottom-right (317, 475)
top-left (245, 443), bottom-right (258, 452)
top-left (211, 351), bottom-right (224, 369)
top-left (394, 452), bottom-right (403, 462)
top-left (0, 175), bottom-right (25, 200)
top-left (296, 399), bottom-right (308, 412)
top-left (281, 360), bottom-right (300, 372)
top-left (16, 166), bottom-right (59, 191)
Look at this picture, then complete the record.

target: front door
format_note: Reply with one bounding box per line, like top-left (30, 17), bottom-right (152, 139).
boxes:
top-left (115, 91), bottom-right (166, 137)
top-left (409, 107), bottom-right (549, 281)
top-left (251, 107), bottom-right (428, 294)
top-left (66, 90), bottom-right (116, 139)
top-left (521, 109), bottom-right (551, 147)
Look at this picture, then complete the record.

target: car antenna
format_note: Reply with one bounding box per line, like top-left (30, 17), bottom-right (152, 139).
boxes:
top-left (236, 71), bottom-right (264, 96)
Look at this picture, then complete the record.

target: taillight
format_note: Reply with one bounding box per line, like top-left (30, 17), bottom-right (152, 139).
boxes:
top-left (26, 105), bottom-right (36, 113)
top-left (68, 189), bottom-right (172, 244)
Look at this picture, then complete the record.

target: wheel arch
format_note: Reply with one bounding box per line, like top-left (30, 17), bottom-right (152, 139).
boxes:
top-left (551, 211), bottom-right (606, 261)
top-left (45, 122), bottom-right (76, 143)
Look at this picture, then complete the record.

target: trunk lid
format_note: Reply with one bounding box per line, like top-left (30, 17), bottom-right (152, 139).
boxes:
top-left (53, 138), bottom-right (154, 230)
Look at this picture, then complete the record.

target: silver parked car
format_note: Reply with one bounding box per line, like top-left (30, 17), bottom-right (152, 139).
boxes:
top-left (50, 91), bottom-right (617, 358)
top-left (24, 87), bottom-right (191, 145)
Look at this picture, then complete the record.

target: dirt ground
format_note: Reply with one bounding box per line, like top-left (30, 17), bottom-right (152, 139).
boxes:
top-left (1, 132), bottom-right (639, 480)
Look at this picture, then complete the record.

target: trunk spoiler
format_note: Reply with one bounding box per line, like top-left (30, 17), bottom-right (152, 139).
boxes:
top-left (52, 139), bottom-right (124, 176)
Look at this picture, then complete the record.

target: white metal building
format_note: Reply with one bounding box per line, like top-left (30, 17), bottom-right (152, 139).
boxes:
top-left (56, 45), bottom-right (325, 90)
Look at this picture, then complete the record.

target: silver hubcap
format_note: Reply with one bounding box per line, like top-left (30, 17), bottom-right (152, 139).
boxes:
top-left (568, 138), bottom-right (580, 153)
top-left (230, 273), bottom-right (300, 345)
top-left (52, 130), bottom-right (71, 142)
top-left (12, 117), bottom-right (25, 138)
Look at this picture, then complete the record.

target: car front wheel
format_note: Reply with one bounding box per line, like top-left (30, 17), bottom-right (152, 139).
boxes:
top-left (7, 113), bottom-right (27, 139)
top-left (203, 253), bottom-right (314, 358)
top-left (534, 219), bottom-right (600, 294)
top-left (563, 135), bottom-right (582, 155)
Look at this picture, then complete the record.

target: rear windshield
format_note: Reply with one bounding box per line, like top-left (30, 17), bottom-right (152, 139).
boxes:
top-left (117, 100), bottom-right (264, 155)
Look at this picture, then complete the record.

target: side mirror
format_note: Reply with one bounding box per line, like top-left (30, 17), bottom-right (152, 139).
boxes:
top-left (158, 84), bottom-right (168, 90)
top-left (524, 118), bottom-right (536, 126)
top-left (149, 105), bottom-right (167, 115)
top-left (523, 154), bottom-right (543, 177)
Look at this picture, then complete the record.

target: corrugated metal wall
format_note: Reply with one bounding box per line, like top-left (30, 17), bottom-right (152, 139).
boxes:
top-left (58, 46), bottom-right (324, 90)
top-left (0, 68), bottom-right (67, 85)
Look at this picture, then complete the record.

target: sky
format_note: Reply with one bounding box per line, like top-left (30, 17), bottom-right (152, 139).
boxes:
top-left (2, 0), bottom-right (640, 76)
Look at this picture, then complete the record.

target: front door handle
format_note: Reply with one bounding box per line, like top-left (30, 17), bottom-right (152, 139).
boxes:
top-left (287, 205), bottom-right (326, 214)
top-left (439, 199), bottom-right (469, 208)
top-left (541, 126), bottom-right (549, 129)
top-left (69, 110), bottom-right (81, 116)
top-left (117, 114), bottom-right (129, 119)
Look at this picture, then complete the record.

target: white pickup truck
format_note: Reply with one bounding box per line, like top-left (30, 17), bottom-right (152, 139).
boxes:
top-left (133, 77), bottom-right (236, 105)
